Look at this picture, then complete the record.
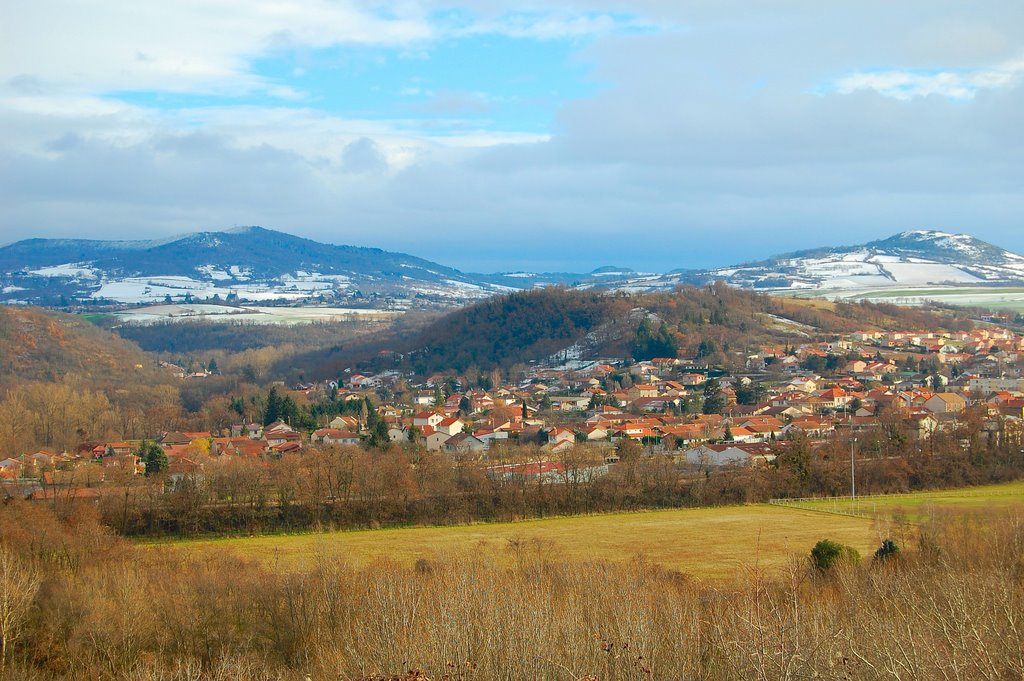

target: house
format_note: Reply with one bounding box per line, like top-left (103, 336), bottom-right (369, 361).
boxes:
top-left (626, 384), bottom-right (659, 400)
top-left (473, 429), bottom-right (509, 446)
top-left (903, 413), bottom-right (939, 439)
top-left (92, 442), bottom-right (136, 457)
top-left (425, 431), bottom-right (452, 451)
top-left (682, 443), bottom-right (775, 467)
top-left (167, 455), bottom-right (205, 487)
top-left (681, 444), bottom-right (751, 467)
top-left (631, 396), bottom-right (677, 412)
top-left (265, 428), bottom-right (303, 449)
top-left (160, 432), bottom-right (193, 447)
top-left (0, 458), bottom-right (24, 478)
top-left (924, 392), bottom-right (967, 414)
top-left (413, 411), bottom-right (445, 429)
top-left (436, 417), bottom-right (465, 436)
top-left (443, 432), bottom-right (487, 454)
top-left (413, 391), bottom-right (436, 406)
top-left (329, 416), bottom-right (359, 431)
top-left (311, 428), bottom-right (360, 446)
top-left (546, 427), bottom-right (576, 447)
top-left (549, 395), bottom-right (591, 411)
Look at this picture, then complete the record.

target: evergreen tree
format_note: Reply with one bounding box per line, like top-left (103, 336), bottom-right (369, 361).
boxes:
top-left (263, 387), bottom-right (282, 426)
top-left (631, 319), bottom-right (679, 361)
top-left (702, 379), bottom-right (726, 414)
top-left (137, 440), bottom-right (168, 476)
top-left (369, 420), bottom-right (390, 449)
top-left (359, 399), bottom-right (369, 429)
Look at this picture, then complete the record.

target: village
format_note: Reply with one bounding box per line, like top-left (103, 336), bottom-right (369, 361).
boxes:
top-left (4, 323), bottom-right (1024, 497)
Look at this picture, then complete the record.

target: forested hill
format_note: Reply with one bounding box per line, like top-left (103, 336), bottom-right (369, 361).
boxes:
top-left (0, 307), bottom-right (164, 388)
top-left (285, 285), bottom-right (975, 380)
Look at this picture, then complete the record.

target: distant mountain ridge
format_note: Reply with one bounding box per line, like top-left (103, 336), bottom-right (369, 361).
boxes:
top-left (583, 230), bottom-right (1024, 293)
top-left (2, 227), bottom-right (1021, 306)
top-left (0, 226), bottom-right (516, 305)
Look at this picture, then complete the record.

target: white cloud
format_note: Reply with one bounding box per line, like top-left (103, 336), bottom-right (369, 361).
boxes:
top-left (2, 0), bottom-right (1024, 270)
top-left (0, 0), bottom-right (434, 97)
top-left (834, 57), bottom-right (1024, 100)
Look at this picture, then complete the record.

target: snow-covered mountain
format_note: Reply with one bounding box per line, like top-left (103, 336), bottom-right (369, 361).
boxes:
top-left (584, 231), bottom-right (1024, 293)
top-left (0, 227), bottom-right (516, 306)
top-left (2, 228), bottom-right (1020, 307)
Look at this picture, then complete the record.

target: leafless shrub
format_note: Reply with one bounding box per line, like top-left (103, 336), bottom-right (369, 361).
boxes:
top-left (2, 505), bottom-right (1023, 680)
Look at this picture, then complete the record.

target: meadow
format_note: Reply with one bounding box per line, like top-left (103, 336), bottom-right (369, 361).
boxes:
top-left (167, 480), bottom-right (1023, 579)
top-left (773, 478), bottom-right (1024, 522)
top-left (173, 501), bottom-right (884, 579)
top-left (4, 483), bottom-right (1023, 678)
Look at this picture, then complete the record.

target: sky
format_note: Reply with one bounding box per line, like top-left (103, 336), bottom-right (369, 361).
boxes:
top-left (1, 1), bottom-right (1023, 273)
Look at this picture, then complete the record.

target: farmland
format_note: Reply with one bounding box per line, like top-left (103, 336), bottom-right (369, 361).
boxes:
top-left (167, 480), bottom-right (1023, 579)
top-left (796, 285), bottom-right (1024, 311)
top-left (773, 479), bottom-right (1024, 522)
top-left (171, 504), bottom-right (885, 580)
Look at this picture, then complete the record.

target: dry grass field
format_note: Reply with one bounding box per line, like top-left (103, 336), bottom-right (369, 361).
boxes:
top-left (165, 480), bottom-right (1024, 579)
top-left (776, 478), bottom-right (1024, 522)
top-left (170, 504), bottom-right (890, 579)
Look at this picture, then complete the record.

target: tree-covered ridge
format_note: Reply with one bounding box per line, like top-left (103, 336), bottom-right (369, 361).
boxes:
top-left (403, 288), bottom-right (623, 373)
top-left (0, 307), bottom-right (165, 388)
top-left (347, 284), bottom-right (976, 378)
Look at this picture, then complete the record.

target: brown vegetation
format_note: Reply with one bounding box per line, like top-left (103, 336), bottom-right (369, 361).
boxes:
top-left (84, 409), bottom-right (1024, 539)
top-left (0, 499), bottom-right (1021, 680)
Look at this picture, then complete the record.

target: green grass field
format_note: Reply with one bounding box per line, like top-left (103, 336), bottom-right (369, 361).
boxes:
top-left (162, 480), bottom-right (1022, 579)
top-left (775, 479), bottom-right (1024, 523)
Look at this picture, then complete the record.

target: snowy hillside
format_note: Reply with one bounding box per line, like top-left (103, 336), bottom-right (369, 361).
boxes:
top-left (0, 227), bottom-right (515, 306)
top-left (587, 231), bottom-right (1024, 293)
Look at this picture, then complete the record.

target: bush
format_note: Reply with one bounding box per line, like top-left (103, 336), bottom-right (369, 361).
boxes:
top-left (810, 539), bottom-right (861, 571)
top-left (873, 538), bottom-right (901, 562)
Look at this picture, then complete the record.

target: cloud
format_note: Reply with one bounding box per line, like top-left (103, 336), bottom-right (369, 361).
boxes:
top-left (834, 57), bottom-right (1024, 100)
top-left (2, 0), bottom-right (1024, 271)
top-left (341, 137), bottom-right (389, 173)
top-left (0, 0), bottom-right (435, 97)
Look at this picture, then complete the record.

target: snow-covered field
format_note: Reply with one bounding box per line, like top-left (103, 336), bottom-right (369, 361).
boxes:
top-left (89, 271), bottom-right (353, 303)
top-left (29, 263), bottom-right (99, 279)
top-left (790, 286), bottom-right (1024, 312)
top-left (115, 304), bottom-right (400, 325)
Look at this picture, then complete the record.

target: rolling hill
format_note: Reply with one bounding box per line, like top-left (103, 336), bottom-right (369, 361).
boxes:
top-left (281, 284), bottom-right (975, 380)
top-left (0, 306), bottom-right (166, 388)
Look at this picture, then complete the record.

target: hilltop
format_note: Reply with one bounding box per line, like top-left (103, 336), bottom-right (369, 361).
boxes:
top-left (283, 284), bottom-right (974, 380)
top-left (595, 230), bottom-right (1024, 293)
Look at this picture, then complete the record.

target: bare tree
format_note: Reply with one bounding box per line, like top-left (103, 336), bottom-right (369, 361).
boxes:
top-left (0, 546), bottom-right (41, 670)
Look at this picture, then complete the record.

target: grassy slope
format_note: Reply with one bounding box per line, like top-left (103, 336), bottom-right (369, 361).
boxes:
top-left (168, 480), bottom-right (1023, 579)
top-left (169, 505), bottom-right (887, 580)
top-left (777, 479), bottom-right (1024, 522)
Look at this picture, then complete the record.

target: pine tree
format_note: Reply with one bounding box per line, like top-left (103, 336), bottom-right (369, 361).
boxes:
top-left (369, 420), bottom-right (390, 449)
top-left (263, 387), bottom-right (282, 426)
top-left (137, 440), bottom-right (168, 476)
